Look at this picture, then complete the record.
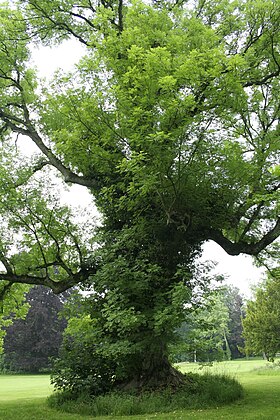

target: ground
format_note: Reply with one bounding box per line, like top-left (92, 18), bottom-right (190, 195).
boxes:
top-left (1, 359), bottom-right (280, 418)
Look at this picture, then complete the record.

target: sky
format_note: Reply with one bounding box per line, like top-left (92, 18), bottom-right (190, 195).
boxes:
top-left (29, 40), bottom-right (266, 298)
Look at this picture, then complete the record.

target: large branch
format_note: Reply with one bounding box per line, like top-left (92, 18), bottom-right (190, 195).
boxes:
top-left (0, 110), bottom-right (99, 189)
top-left (207, 218), bottom-right (280, 256)
top-left (0, 265), bottom-right (96, 294)
top-left (26, 127), bottom-right (99, 187)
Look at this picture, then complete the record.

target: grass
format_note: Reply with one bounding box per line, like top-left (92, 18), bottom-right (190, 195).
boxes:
top-left (0, 375), bottom-right (86, 419)
top-left (48, 372), bottom-right (243, 417)
top-left (0, 375), bottom-right (52, 401)
top-left (1, 359), bottom-right (280, 418)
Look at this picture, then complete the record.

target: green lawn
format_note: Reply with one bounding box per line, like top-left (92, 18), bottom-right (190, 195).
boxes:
top-left (0, 375), bottom-right (53, 401)
top-left (1, 360), bottom-right (280, 419)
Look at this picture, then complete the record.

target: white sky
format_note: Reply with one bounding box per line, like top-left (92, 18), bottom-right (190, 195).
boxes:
top-left (29, 40), bottom-right (266, 298)
top-left (201, 242), bottom-right (265, 297)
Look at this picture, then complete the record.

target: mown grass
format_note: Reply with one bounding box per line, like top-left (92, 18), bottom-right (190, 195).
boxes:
top-left (1, 359), bottom-right (280, 419)
top-left (0, 375), bottom-right (52, 401)
top-left (0, 376), bottom-right (86, 419)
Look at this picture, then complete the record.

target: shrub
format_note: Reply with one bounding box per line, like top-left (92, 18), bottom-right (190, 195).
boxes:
top-left (48, 372), bottom-right (243, 417)
top-left (51, 334), bottom-right (116, 396)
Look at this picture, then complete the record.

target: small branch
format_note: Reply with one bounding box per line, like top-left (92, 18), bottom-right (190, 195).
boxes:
top-left (0, 108), bottom-right (26, 126)
top-left (243, 69), bottom-right (280, 87)
top-left (29, 218), bottom-right (50, 278)
top-left (0, 251), bottom-right (13, 274)
top-left (118, 0), bottom-right (123, 33)
top-left (255, 255), bottom-right (275, 278)
top-left (68, 10), bottom-right (96, 30)
top-left (239, 202), bottom-right (264, 241)
top-left (28, 1), bottom-right (90, 45)
top-left (24, 204), bottom-right (75, 277)
top-left (0, 281), bottom-right (14, 304)
top-left (66, 229), bottom-right (84, 266)
top-left (12, 159), bottom-right (50, 188)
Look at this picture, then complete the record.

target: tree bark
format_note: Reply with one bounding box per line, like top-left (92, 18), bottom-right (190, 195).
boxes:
top-left (118, 340), bottom-right (186, 391)
top-left (206, 219), bottom-right (280, 256)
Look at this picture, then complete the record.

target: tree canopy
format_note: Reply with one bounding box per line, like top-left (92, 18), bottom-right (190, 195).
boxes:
top-left (0, 0), bottom-right (279, 390)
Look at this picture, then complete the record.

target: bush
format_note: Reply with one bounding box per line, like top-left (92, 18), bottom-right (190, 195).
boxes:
top-left (48, 372), bottom-right (243, 417)
top-left (51, 334), bottom-right (116, 396)
top-left (51, 301), bottom-right (133, 397)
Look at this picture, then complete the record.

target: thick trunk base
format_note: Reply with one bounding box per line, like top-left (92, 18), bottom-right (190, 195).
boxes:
top-left (117, 359), bottom-right (188, 392)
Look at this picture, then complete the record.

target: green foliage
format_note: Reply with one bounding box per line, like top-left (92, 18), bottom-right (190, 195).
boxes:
top-left (171, 287), bottom-right (230, 363)
top-left (51, 303), bottom-right (117, 396)
top-left (223, 285), bottom-right (245, 359)
top-left (243, 271), bottom-right (280, 361)
top-left (0, 0), bottom-right (279, 394)
top-left (172, 284), bottom-right (245, 362)
top-left (48, 373), bottom-right (243, 416)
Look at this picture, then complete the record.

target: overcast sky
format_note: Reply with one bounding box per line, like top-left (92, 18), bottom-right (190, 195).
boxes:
top-left (29, 40), bottom-right (266, 297)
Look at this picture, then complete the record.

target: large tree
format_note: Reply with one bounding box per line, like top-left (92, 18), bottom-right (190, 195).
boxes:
top-left (0, 0), bottom-right (279, 390)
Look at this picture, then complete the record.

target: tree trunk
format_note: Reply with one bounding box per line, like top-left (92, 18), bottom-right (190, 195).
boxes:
top-left (118, 339), bottom-right (186, 391)
top-left (193, 350), bottom-right (197, 363)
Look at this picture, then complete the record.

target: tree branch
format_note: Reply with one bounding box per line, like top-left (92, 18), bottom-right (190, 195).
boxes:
top-left (12, 159), bottom-right (49, 188)
top-left (27, 1), bottom-right (90, 45)
top-left (26, 205), bottom-right (75, 278)
top-left (0, 251), bottom-right (13, 275)
top-left (238, 202), bottom-right (264, 242)
top-left (117, 0), bottom-right (123, 33)
top-left (243, 69), bottom-right (280, 87)
top-left (0, 264), bottom-right (96, 294)
top-left (0, 116), bottom-right (98, 188)
top-left (0, 281), bottom-right (14, 304)
top-left (207, 218), bottom-right (280, 256)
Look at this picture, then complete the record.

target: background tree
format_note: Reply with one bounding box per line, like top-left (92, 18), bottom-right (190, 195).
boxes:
top-left (171, 283), bottom-right (246, 363)
top-left (223, 285), bottom-right (245, 359)
top-left (3, 285), bottom-right (68, 373)
top-left (0, 283), bottom-right (29, 354)
top-left (0, 0), bottom-right (278, 391)
top-left (172, 290), bottom-right (231, 363)
top-left (243, 269), bottom-right (280, 361)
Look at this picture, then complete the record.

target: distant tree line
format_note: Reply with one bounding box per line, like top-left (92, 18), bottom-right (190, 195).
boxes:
top-left (4, 271), bottom-right (280, 376)
top-left (171, 284), bottom-right (245, 363)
